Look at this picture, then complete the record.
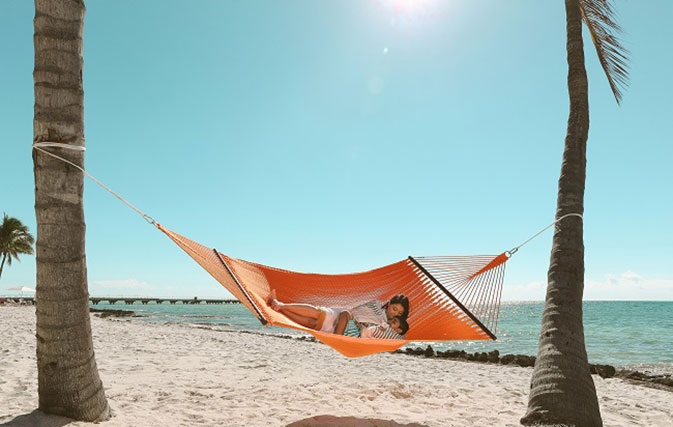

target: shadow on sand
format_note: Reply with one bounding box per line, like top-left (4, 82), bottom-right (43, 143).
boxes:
top-left (287, 415), bottom-right (429, 427)
top-left (0, 410), bottom-right (73, 427)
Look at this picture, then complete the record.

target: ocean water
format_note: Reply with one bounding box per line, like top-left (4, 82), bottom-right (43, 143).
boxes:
top-left (91, 300), bottom-right (672, 373)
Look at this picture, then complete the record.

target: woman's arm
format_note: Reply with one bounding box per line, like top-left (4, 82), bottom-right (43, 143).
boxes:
top-left (348, 300), bottom-right (387, 326)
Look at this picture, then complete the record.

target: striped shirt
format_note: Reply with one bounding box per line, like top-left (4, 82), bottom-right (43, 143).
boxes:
top-left (360, 324), bottom-right (405, 340)
top-left (348, 300), bottom-right (405, 340)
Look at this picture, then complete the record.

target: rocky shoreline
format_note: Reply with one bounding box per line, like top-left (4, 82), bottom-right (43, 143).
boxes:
top-left (89, 307), bottom-right (143, 318)
top-left (278, 336), bottom-right (673, 393)
top-left (398, 345), bottom-right (673, 392)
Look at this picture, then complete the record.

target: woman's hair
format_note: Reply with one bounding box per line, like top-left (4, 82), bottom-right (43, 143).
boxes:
top-left (383, 294), bottom-right (410, 319)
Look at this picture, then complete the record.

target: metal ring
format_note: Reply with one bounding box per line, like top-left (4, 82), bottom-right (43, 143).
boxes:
top-left (142, 214), bottom-right (156, 225)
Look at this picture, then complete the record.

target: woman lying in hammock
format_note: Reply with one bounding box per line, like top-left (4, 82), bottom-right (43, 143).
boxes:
top-left (266, 292), bottom-right (410, 338)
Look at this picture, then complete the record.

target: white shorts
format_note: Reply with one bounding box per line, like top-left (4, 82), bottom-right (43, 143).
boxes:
top-left (319, 307), bottom-right (344, 333)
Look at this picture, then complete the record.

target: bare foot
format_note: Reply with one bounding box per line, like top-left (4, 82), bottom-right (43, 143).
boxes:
top-left (266, 289), bottom-right (282, 311)
top-left (265, 289), bottom-right (276, 305)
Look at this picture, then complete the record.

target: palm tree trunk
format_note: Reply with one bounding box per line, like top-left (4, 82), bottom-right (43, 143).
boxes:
top-left (33, 0), bottom-right (109, 421)
top-left (0, 253), bottom-right (6, 279)
top-left (520, 0), bottom-right (602, 426)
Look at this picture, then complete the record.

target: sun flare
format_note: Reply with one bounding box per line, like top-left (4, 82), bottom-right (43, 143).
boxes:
top-left (379, 0), bottom-right (436, 16)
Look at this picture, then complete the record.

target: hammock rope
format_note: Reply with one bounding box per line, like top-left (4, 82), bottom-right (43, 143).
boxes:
top-left (33, 142), bottom-right (158, 226)
top-left (507, 212), bottom-right (584, 255)
top-left (32, 142), bottom-right (583, 357)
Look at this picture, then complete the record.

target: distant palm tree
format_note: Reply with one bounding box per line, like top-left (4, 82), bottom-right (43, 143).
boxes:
top-left (0, 214), bottom-right (35, 280)
top-left (33, 0), bottom-right (109, 421)
top-left (521, 1), bottom-right (628, 426)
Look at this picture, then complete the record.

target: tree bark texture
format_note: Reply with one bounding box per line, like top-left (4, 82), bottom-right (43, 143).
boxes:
top-left (520, 1), bottom-right (602, 426)
top-left (0, 253), bottom-right (6, 278)
top-left (33, 0), bottom-right (110, 421)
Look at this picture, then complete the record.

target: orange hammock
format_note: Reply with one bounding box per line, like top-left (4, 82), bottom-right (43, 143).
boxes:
top-left (32, 143), bottom-right (579, 358)
top-left (158, 225), bottom-right (508, 357)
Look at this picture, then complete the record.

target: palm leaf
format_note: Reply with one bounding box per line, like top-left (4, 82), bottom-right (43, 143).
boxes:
top-left (0, 213), bottom-right (35, 265)
top-left (13, 240), bottom-right (34, 255)
top-left (580, 0), bottom-right (630, 104)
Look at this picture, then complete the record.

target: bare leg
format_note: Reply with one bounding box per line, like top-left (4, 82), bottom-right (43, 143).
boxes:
top-left (282, 311), bottom-right (319, 329)
top-left (276, 303), bottom-right (323, 320)
top-left (334, 311), bottom-right (351, 335)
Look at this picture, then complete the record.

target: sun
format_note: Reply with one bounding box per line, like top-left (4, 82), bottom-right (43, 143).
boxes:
top-left (379, 0), bottom-right (436, 16)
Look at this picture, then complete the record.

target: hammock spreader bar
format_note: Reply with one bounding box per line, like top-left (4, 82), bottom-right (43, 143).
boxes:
top-left (408, 256), bottom-right (497, 341)
top-left (213, 248), bottom-right (267, 326)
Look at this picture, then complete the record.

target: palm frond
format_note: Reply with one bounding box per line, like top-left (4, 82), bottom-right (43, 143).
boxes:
top-left (0, 214), bottom-right (35, 264)
top-left (580, 0), bottom-right (630, 104)
top-left (13, 241), bottom-right (34, 255)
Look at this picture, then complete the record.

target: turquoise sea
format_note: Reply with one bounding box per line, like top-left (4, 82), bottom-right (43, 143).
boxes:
top-left (90, 300), bottom-right (672, 374)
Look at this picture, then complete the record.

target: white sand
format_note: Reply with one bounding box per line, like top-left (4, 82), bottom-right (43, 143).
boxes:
top-left (0, 306), bottom-right (671, 427)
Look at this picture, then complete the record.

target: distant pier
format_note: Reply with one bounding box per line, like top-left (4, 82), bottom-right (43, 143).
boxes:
top-left (2, 296), bottom-right (240, 305)
top-left (90, 297), bottom-right (240, 305)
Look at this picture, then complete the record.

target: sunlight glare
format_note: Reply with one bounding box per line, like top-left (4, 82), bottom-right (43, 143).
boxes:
top-left (378, 0), bottom-right (436, 17)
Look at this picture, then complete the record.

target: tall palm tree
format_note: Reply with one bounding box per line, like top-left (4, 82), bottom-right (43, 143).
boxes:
top-left (0, 214), bottom-right (35, 280)
top-left (521, 1), bottom-right (628, 425)
top-left (33, 0), bottom-right (109, 421)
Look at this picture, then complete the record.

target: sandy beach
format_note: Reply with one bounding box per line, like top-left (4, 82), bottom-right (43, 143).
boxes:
top-left (0, 306), bottom-right (671, 427)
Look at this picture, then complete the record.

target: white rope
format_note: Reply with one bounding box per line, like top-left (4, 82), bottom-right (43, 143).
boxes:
top-left (507, 213), bottom-right (583, 256)
top-left (33, 141), bottom-right (86, 151)
top-left (32, 142), bottom-right (158, 226)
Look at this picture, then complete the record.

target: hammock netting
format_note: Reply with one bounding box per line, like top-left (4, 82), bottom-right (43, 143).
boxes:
top-left (158, 225), bottom-right (508, 357)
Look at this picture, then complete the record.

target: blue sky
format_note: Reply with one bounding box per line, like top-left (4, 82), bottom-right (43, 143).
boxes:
top-left (1, 0), bottom-right (671, 300)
